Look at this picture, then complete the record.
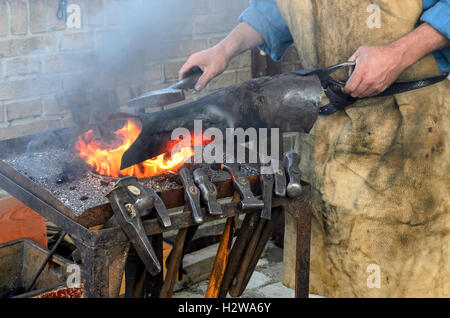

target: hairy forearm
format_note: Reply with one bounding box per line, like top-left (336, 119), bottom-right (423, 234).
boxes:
top-left (215, 22), bottom-right (264, 61)
top-left (391, 22), bottom-right (449, 69)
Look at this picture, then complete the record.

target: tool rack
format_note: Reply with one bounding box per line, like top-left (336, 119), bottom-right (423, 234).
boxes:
top-left (0, 161), bottom-right (312, 298)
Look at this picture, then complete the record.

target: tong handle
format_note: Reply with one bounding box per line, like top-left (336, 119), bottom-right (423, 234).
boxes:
top-left (171, 67), bottom-right (203, 90)
top-left (294, 61), bottom-right (356, 87)
top-left (179, 168), bottom-right (204, 224)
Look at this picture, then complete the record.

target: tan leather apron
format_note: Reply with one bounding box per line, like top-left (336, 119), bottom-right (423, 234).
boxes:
top-left (278, 0), bottom-right (449, 297)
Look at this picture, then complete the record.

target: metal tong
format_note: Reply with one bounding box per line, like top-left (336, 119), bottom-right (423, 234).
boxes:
top-left (107, 176), bottom-right (171, 276)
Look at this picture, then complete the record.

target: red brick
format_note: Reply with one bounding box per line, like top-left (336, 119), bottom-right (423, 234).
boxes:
top-left (30, 0), bottom-right (48, 33)
top-left (164, 61), bottom-right (185, 80)
top-left (87, 0), bottom-right (104, 26)
top-left (195, 15), bottom-right (238, 35)
top-left (60, 32), bottom-right (95, 51)
top-left (9, 0), bottom-right (28, 35)
top-left (165, 19), bottom-right (195, 38)
top-left (104, 0), bottom-right (123, 26)
top-left (0, 118), bottom-right (74, 140)
top-left (42, 51), bottom-right (96, 73)
top-left (0, 75), bottom-right (61, 101)
top-left (0, 35), bottom-right (55, 58)
top-left (150, 39), bottom-right (208, 60)
top-left (5, 56), bottom-right (41, 77)
top-left (0, 1), bottom-right (7, 37)
top-left (0, 104), bottom-right (4, 122)
top-left (61, 71), bottom-right (115, 92)
top-left (6, 99), bottom-right (42, 120)
top-left (237, 69), bottom-right (252, 83)
top-left (229, 0), bottom-right (250, 13)
top-left (115, 64), bottom-right (163, 87)
top-left (205, 71), bottom-right (236, 91)
top-left (48, 2), bottom-right (66, 31)
top-left (229, 51), bottom-right (251, 69)
top-left (43, 96), bottom-right (70, 118)
top-left (209, 0), bottom-right (248, 13)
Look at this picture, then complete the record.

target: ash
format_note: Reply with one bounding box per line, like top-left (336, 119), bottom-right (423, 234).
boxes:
top-left (5, 147), bottom-right (259, 216)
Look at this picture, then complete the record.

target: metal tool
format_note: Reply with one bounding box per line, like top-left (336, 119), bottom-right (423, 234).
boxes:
top-left (260, 173), bottom-right (274, 220)
top-left (214, 163), bottom-right (264, 210)
top-left (273, 166), bottom-right (287, 197)
top-left (120, 62), bottom-right (448, 168)
top-left (205, 215), bottom-right (237, 298)
top-left (120, 73), bottom-right (323, 169)
top-left (160, 227), bottom-right (188, 298)
top-left (127, 67), bottom-right (203, 109)
top-left (294, 61), bottom-right (356, 87)
top-left (179, 168), bottom-right (204, 224)
top-left (107, 177), bottom-right (171, 276)
top-left (233, 208), bottom-right (283, 297)
top-left (193, 168), bottom-right (222, 215)
top-left (218, 212), bottom-right (260, 298)
top-left (284, 152), bottom-right (302, 199)
top-left (26, 230), bottom-right (67, 293)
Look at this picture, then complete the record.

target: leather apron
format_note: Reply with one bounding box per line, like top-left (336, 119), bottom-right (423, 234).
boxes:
top-left (277, 0), bottom-right (449, 297)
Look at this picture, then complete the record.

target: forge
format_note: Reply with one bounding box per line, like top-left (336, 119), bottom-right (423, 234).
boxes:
top-left (0, 71), bottom-right (319, 298)
top-left (0, 124), bottom-right (258, 216)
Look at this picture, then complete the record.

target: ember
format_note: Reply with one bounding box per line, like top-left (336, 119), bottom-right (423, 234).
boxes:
top-left (75, 120), bottom-right (194, 178)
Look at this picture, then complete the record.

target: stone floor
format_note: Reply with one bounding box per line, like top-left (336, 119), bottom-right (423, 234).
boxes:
top-left (173, 241), bottom-right (324, 298)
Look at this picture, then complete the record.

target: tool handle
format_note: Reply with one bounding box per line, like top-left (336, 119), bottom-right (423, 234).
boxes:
top-left (171, 67), bottom-right (203, 90)
top-left (179, 168), bottom-right (204, 224)
top-left (273, 167), bottom-right (287, 197)
top-left (284, 152), bottom-right (302, 198)
top-left (260, 174), bottom-right (274, 220)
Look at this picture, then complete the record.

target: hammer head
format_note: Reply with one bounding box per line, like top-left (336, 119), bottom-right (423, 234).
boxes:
top-left (127, 88), bottom-right (185, 109)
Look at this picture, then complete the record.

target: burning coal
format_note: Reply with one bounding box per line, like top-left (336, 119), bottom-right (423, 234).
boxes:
top-left (74, 120), bottom-right (194, 178)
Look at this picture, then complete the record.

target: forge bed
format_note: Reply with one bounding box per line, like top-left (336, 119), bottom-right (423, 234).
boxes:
top-left (0, 127), bottom-right (258, 216)
top-left (0, 126), bottom-right (311, 299)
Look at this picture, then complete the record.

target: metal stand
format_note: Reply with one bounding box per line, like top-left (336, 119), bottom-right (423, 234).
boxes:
top-left (0, 160), bottom-right (312, 298)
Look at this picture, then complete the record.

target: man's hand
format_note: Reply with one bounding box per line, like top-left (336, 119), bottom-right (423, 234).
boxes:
top-left (344, 23), bottom-right (449, 98)
top-left (179, 22), bottom-right (264, 91)
top-left (179, 47), bottom-right (229, 91)
top-left (343, 45), bottom-right (407, 98)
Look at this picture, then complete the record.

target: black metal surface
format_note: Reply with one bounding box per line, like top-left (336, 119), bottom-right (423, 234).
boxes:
top-left (179, 168), bottom-right (204, 224)
top-left (284, 152), bottom-right (302, 199)
top-left (273, 166), bottom-right (287, 197)
top-left (106, 177), bottom-right (162, 276)
top-left (26, 230), bottom-right (67, 293)
top-left (121, 73), bottom-right (323, 168)
top-left (127, 67), bottom-right (203, 109)
top-left (219, 163), bottom-right (263, 210)
top-left (260, 173), bottom-right (274, 220)
top-left (193, 168), bottom-right (222, 215)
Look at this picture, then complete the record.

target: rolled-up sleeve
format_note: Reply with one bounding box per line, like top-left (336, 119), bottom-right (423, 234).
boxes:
top-left (421, 0), bottom-right (450, 72)
top-left (238, 0), bottom-right (293, 61)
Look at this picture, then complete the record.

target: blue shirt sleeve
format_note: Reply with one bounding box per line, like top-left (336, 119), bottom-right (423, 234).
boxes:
top-left (421, 0), bottom-right (450, 72)
top-left (238, 0), bottom-right (293, 61)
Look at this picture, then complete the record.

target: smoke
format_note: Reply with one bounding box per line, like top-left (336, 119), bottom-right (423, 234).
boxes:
top-left (13, 0), bottom-right (194, 153)
top-left (62, 0), bottom-right (187, 121)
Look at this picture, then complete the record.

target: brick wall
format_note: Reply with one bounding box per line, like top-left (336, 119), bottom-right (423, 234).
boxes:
top-left (0, 0), bottom-right (301, 141)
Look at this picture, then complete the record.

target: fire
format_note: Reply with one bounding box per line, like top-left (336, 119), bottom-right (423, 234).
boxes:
top-left (75, 120), bottom-right (194, 178)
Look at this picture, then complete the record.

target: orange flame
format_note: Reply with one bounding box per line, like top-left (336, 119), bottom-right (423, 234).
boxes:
top-left (74, 120), bottom-right (194, 178)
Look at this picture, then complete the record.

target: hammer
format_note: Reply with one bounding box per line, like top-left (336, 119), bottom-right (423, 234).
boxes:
top-left (127, 67), bottom-right (203, 110)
